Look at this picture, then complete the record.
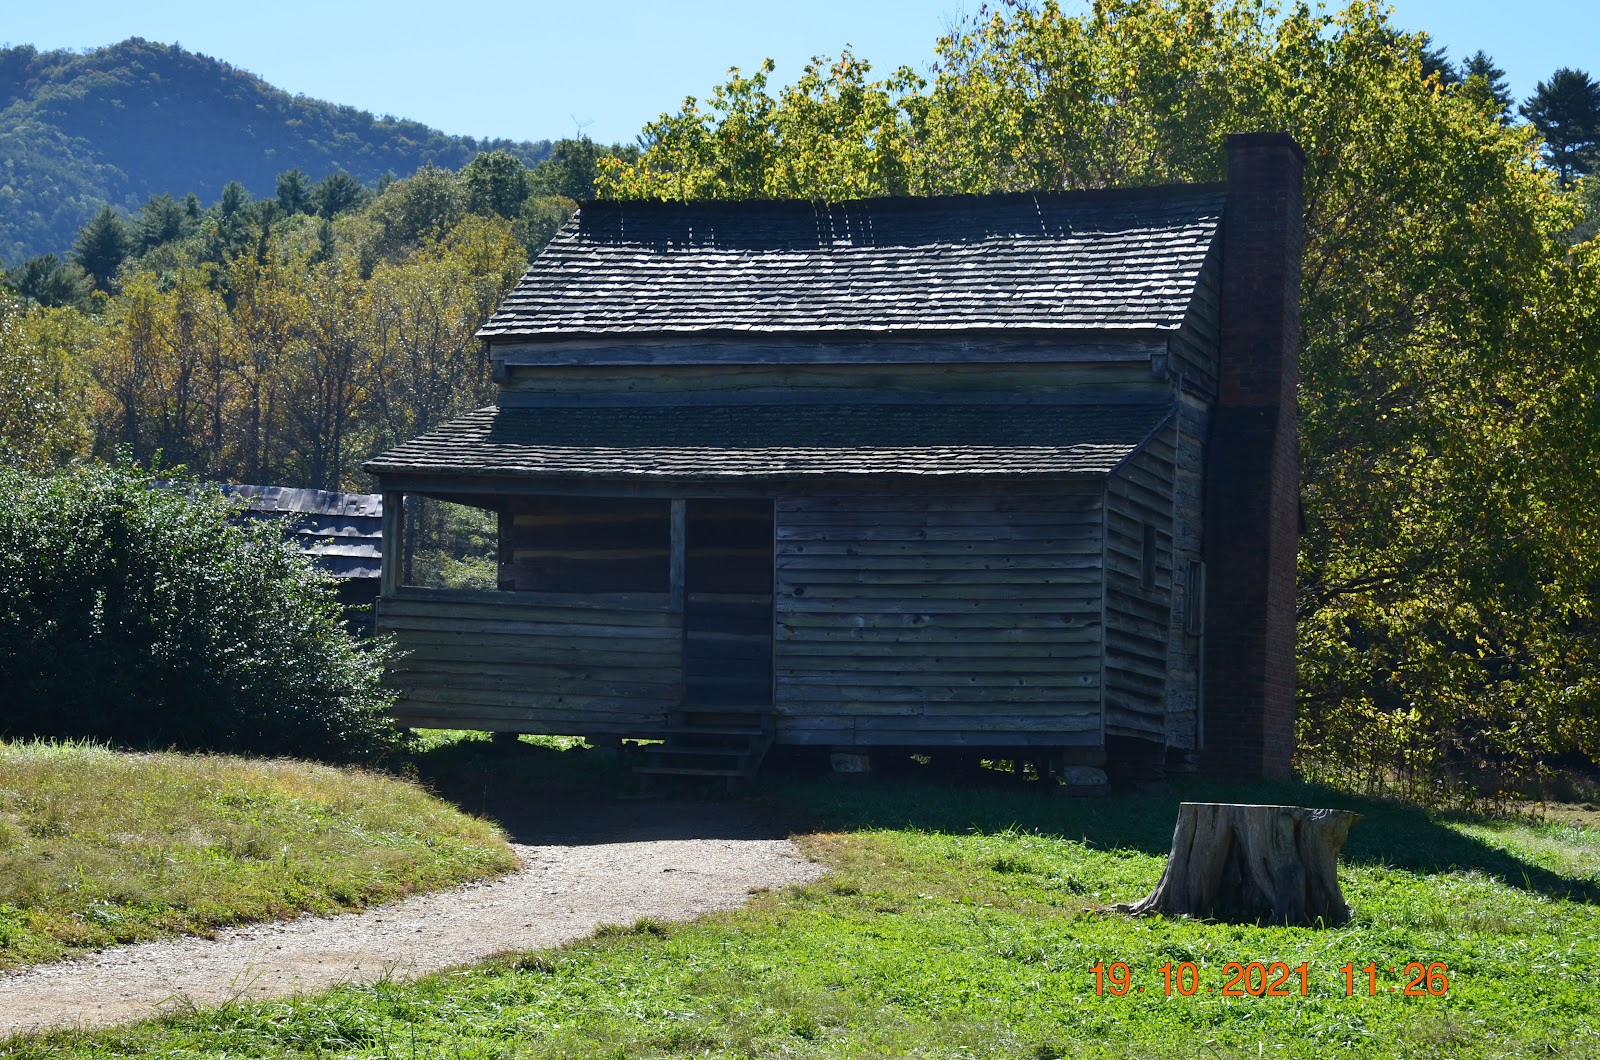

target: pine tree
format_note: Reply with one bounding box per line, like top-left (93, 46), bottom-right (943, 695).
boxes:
top-left (1520, 67), bottom-right (1600, 184)
top-left (71, 206), bottom-right (131, 292)
top-left (1462, 51), bottom-right (1512, 119)
top-left (276, 168), bottom-right (312, 214)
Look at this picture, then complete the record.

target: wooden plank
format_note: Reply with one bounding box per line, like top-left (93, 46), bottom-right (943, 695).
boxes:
top-left (387, 586), bottom-right (674, 611)
top-left (381, 615), bottom-right (684, 640)
top-left (775, 625), bottom-right (1099, 646)
top-left (775, 596), bottom-right (1101, 614)
top-left (393, 687), bottom-right (677, 712)
top-left (379, 598), bottom-right (679, 627)
top-left (774, 639), bottom-right (1102, 660)
top-left (669, 498), bottom-right (686, 612)
top-left (492, 336), bottom-right (1166, 367)
top-left (380, 492), bottom-right (402, 597)
top-left (775, 553), bottom-right (1102, 572)
top-left (498, 362), bottom-right (1166, 401)
top-left (775, 611), bottom-right (1097, 631)
top-left (776, 524), bottom-right (1104, 543)
top-left (778, 675), bottom-right (1101, 695)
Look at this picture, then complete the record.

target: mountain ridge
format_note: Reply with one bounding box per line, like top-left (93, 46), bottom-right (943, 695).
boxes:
top-left (0, 38), bottom-right (553, 262)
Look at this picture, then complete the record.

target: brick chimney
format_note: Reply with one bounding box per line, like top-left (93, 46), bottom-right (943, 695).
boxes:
top-left (1201, 132), bottom-right (1304, 780)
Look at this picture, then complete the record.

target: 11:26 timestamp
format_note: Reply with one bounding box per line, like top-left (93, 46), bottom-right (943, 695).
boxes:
top-left (1091, 961), bottom-right (1451, 997)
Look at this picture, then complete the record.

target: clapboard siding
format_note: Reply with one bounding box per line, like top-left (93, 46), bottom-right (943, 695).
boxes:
top-left (774, 485), bottom-right (1104, 746)
top-left (379, 588), bottom-right (680, 734)
top-left (1103, 420), bottom-right (1177, 738)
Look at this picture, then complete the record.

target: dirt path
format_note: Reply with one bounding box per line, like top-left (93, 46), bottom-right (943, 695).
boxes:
top-left (0, 801), bottom-right (822, 1037)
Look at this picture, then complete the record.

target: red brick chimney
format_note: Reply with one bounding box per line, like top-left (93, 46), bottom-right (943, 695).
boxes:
top-left (1201, 132), bottom-right (1304, 780)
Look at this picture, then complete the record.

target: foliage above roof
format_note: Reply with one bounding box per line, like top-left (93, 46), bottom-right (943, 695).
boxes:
top-left (477, 186), bottom-right (1225, 340)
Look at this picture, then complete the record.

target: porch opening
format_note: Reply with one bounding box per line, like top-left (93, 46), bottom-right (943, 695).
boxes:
top-left (684, 499), bottom-right (774, 709)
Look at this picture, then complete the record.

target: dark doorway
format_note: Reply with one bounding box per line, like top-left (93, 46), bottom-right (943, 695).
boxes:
top-left (683, 500), bottom-right (774, 709)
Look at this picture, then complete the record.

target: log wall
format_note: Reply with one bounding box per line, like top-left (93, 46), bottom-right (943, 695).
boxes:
top-left (499, 496), bottom-right (670, 593)
top-left (378, 588), bottom-right (681, 734)
top-left (772, 485), bottom-right (1104, 747)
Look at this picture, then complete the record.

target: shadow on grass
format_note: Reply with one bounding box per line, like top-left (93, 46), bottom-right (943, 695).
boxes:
top-left (758, 764), bottom-right (1600, 906)
top-left (399, 735), bottom-right (1599, 904)
top-left (400, 736), bottom-right (783, 846)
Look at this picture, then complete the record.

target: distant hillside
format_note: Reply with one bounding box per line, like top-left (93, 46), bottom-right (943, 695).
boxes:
top-left (0, 38), bottom-right (553, 263)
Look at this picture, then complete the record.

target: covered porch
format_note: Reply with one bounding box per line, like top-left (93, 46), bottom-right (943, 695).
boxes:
top-left (375, 488), bottom-right (775, 738)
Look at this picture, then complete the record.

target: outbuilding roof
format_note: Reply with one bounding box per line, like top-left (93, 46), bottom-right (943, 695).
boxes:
top-left (224, 484), bottom-right (382, 580)
top-left (363, 402), bottom-right (1175, 481)
top-left (478, 186), bottom-right (1225, 340)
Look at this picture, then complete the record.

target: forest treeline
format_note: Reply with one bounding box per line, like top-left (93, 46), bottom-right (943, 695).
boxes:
top-left (0, 137), bottom-right (633, 491)
top-left (0, 38), bottom-right (555, 263)
top-left (5, 0), bottom-right (1600, 803)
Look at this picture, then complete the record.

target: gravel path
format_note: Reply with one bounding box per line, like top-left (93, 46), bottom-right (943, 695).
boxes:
top-left (0, 801), bottom-right (822, 1037)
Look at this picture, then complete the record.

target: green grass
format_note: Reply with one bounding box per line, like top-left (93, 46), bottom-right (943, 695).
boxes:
top-left (8, 749), bottom-right (1600, 1058)
top-left (0, 740), bottom-right (516, 969)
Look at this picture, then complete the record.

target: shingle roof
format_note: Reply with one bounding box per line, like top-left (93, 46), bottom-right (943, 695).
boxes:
top-left (224, 484), bottom-right (383, 580)
top-left (363, 403), bottom-right (1175, 480)
top-left (477, 186), bottom-right (1225, 340)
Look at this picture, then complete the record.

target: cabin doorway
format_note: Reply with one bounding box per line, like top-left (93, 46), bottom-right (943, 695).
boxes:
top-left (682, 500), bottom-right (774, 711)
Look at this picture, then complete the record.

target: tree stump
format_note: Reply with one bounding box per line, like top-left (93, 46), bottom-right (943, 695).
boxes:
top-left (1117, 803), bottom-right (1360, 927)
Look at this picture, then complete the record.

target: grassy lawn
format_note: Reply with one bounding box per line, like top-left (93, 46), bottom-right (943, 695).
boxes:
top-left (7, 745), bottom-right (1600, 1058)
top-left (0, 740), bottom-right (515, 969)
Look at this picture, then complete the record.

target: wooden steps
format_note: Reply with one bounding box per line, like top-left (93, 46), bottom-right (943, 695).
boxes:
top-left (634, 707), bottom-right (774, 784)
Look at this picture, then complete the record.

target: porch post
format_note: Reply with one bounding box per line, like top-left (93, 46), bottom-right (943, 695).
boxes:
top-left (380, 491), bottom-right (404, 596)
top-left (669, 498), bottom-right (686, 611)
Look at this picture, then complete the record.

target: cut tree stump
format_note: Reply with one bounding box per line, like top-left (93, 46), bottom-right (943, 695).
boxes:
top-left (1116, 802), bottom-right (1360, 927)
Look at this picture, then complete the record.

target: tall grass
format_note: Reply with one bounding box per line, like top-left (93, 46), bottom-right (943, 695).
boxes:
top-left (0, 740), bottom-right (515, 968)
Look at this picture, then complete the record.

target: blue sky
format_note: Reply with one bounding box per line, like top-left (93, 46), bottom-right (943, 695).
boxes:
top-left (3, 1), bottom-right (1594, 147)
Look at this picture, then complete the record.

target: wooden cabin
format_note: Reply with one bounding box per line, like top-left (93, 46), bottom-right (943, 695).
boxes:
top-left (365, 133), bottom-right (1304, 782)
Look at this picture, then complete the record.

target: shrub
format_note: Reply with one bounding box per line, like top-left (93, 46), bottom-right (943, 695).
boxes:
top-left (0, 461), bottom-right (403, 761)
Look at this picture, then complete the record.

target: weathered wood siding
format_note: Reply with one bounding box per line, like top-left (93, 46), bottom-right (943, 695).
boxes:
top-left (1167, 247), bottom-right (1222, 394)
top-left (1103, 418), bottom-right (1177, 739)
top-left (378, 588), bottom-right (681, 734)
top-left (1164, 396), bottom-right (1209, 750)
top-left (498, 360), bottom-right (1168, 408)
top-left (500, 497), bottom-right (670, 593)
top-left (773, 485), bottom-right (1104, 747)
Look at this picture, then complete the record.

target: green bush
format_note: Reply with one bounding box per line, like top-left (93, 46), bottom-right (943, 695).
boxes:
top-left (0, 461), bottom-right (403, 761)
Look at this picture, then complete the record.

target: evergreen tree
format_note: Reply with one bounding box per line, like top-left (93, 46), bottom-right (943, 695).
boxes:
top-left (1520, 67), bottom-right (1600, 184)
top-left (1418, 34), bottom-right (1456, 85)
top-left (218, 180), bottom-right (252, 220)
top-left (276, 168), bottom-right (312, 214)
top-left (5, 255), bottom-right (92, 309)
top-left (72, 206), bottom-right (131, 292)
top-left (1462, 50), bottom-right (1512, 119)
top-left (311, 172), bottom-right (370, 219)
top-left (135, 193), bottom-right (190, 251)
